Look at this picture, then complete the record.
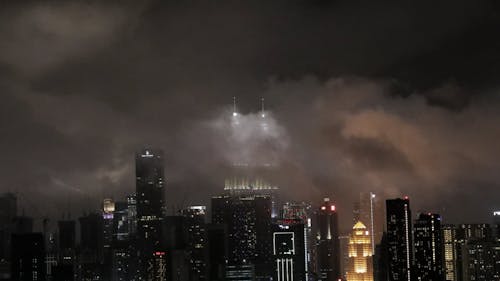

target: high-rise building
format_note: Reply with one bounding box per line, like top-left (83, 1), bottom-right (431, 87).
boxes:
top-left (373, 233), bottom-right (388, 281)
top-left (0, 193), bottom-right (17, 260)
top-left (113, 201), bottom-right (129, 241)
top-left (78, 213), bottom-right (105, 280)
top-left (11, 233), bottom-right (46, 281)
top-left (282, 202), bottom-right (315, 280)
top-left (12, 216), bottom-right (33, 234)
top-left (442, 225), bottom-right (458, 281)
top-left (386, 197), bottom-right (412, 281)
top-left (127, 194), bottom-right (137, 237)
top-left (181, 206), bottom-right (207, 281)
top-left (353, 192), bottom-right (384, 253)
top-left (413, 213), bottom-right (444, 281)
top-left (442, 223), bottom-right (494, 281)
top-left (211, 194), bottom-right (273, 280)
top-left (57, 220), bottom-right (76, 265)
top-left (316, 198), bottom-right (341, 281)
top-left (136, 148), bottom-right (165, 280)
top-left (206, 224), bottom-right (227, 281)
top-left (346, 221), bottom-right (373, 281)
top-left (272, 219), bottom-right (306, 281)
top-left (462, 240), bottom-right (500, 281)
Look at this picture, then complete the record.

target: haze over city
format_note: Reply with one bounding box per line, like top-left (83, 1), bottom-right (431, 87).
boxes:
top-left (1, 0), bottom-right (500, 228)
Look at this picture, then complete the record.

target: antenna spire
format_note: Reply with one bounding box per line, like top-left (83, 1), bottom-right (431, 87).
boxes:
top-left (233, 96), bottom-right (237, 116)
top-left (261, 97), bottom-right (265, 117)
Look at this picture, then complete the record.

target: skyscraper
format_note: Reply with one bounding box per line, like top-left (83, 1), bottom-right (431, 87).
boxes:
top-left (316, 198), bottom-right (341, 281)
top-left (442, 225), bottom-right (458, 281)
top-left (272, 219), bottom-right (306, 281)
top-left (11, 233), bottom-right (46, 281)
top-left (57, 220), bottom-right (76, 265)
top-left (353, 192), bottom-right (384, 253)
top-left (211, 194), bottom-right (273, 280)
top-left (346, 221), bottom-right (373, 281)
top-left (386, 197), bottom-right (412, 281)
top-left (181, 206), bottom-right (208, 281)
top-left (413, 213), bottom-right (444, 281)
top-left (136, 148), bottom-right (165, 280)
top-left (0, 193), bottom-right (17, 260)
top-left (282, 202), bottom-right (315, 280)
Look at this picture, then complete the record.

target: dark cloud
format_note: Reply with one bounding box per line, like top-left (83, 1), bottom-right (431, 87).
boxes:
top-left (0, 0), bottom-right (499, 228)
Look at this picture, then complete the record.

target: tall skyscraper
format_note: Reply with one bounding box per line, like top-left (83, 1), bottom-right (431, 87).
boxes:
top-left (272, 219), bottom-right (306, 281)
top-left (57, 220), bottom-right (76, 265)
top-left (11, 233), bottom-right (46, 281)
top-left (353, 192), bottom-right (384, 253)
top-left (211, 194), bottom-right (273, 280)
top-left (0, 193), bottom-right (17, 261)
top-left (79, 213), bottom-right (105, 281)
top-left (282, 202), bottom-right (315, 280)
top-left (462, 240), bottom-right (500, 281)
top-left (346, 221), bottom-right (373, 281)
top-left (316, 198), bottom-right (341, 281)
top-left (386, 197), bottom-right (412, 281)
top-left (442, 224), bottom-right (458, 281)
top-left (127, 194), bottom-right (137, 237)
top-left (136, 148), bottom-right (165, 280)
top-left (413, 213), bottom-right (444, 281)
top-left (181, 206), bottom-right (207, 281)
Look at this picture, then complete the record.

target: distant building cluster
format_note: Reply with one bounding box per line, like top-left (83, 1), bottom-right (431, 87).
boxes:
top-left (1, 148), bottom-right (500, 281)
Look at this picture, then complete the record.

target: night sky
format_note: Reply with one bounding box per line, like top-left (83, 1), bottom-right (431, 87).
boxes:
top-left (1, 0), bottom-right (500, 228)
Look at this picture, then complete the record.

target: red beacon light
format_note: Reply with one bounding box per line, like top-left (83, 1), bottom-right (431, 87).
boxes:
top-left (404, 195), bottom-right (409, 200)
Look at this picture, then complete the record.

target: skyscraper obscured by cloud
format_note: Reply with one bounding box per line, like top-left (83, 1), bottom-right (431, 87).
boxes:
top-left (353, 192), bottom-right (384, 253)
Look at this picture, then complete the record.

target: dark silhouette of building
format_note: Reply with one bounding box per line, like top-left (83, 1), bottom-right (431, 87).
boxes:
top-left (272, 219), bottom-right (306, 281)
top-left (12, 216), bottom-right (33, 234)
top-left (57, 219), bottom-right (76, 269)
top-left (207, 224), bottom-right (227, 281)
top-left (386, 197), bottom-right (412, 281)
top-left (11, 233), bottom-right (46, 281)
top-left (0, 193), bottom-right (17, 261)
top-left (413, 213), bottom-right (444, 281)
top-left (374, 233), bottom-right (389, 281)
top-left (78, 213), bottom-right (104, 280)
top-left (136, 148), bottom-right (165, 280)
top-left (316, 197), bottom-right (341, 281)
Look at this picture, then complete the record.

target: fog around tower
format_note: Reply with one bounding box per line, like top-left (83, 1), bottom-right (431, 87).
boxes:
top-left (0, 0), bottom-right (499, 227)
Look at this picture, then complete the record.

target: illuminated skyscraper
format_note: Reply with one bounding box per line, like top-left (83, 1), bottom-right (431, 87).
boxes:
top-left (211, 194), bottom-right (273, 280)
top-left (136, 148), bottom-right (165, 280)
top-left (413, 213), bottom-right (444, 281)
top-left (386, 197), bottom-right (412, 281)
top-left (273, 219), bottom-right (306, 281)
top-left (282, 202), bottom-right (315, 280)
top-left (442, 225), bottom-right (458, 281)
top-left (316, 198), bottom-right (341, 281)
top-left (103, 198), bottom-right (115, 267)
top-left (346, 221), bottom-right (373, 281)
top-left (181, 206), bottom-right (208, 281)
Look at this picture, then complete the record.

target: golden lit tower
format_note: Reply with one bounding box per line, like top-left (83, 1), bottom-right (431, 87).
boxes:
top-left (346, 221), bottom-right (373, 281)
